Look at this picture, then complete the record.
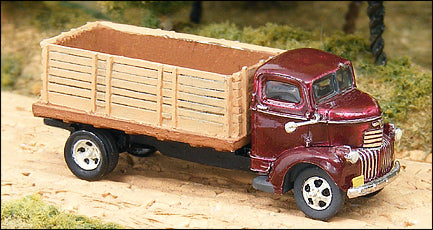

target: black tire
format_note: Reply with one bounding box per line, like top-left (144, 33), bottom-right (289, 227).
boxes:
top-left (98, 130), bottom-right (119, 174)
top-left (293, 167), bottom-right (346, 221)
top-left (127, 143), bottom-right (157, 157)
top-left (64, 130), bottom-right (118, 181)
top-left (361, 188), bottom-right (383, 198)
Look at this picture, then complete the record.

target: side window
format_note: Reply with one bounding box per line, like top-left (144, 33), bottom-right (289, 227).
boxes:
top-left (265, 81), bottom-right (301, 104)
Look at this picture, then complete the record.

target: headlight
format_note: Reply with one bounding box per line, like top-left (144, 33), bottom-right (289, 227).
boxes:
top-left (344, 149), bottom-right (359, 164)
top-left (336, 146), bottom-right (359, 164)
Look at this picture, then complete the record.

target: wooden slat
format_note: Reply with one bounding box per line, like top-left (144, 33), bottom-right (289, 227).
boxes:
top-left (162, 96), bottom-right (172, 105)
top-left (49, 51), bottom-right (92, 66)
top-left (241, 68), bottom-right (248, 137)
top-left (105, 56), bottom-right (113, 115)
top-left (48, 83), bottom-right (91, 98)
top-left (162, 104), bottom-right (172, 116)
top-left (177, 100), bottom-right (224, 115)
top-left (97, 69), bottom-right (106, 76)
top-left (111, 94), bottom-right (156, 111)
top-left (110, 103), bottom-right (156, 124)
top-left (97, 76), bottom-right (106, 85)
top-left (225, 77), bottom-right (233, 137)
top-left (162, 81), bottom-right (173, 89)
top-left (162, 88), bottom-right (172, 99)
top-left (178, 84), bottom-right (225, 99)
top-left (156, 64), bottom-right (163, 126)
top-left (231, 113), bottom-right (242, 124)
top-left (90, 53), bottom-right (98, 113)
top-left (177, 116), bottom-right (223, 137)
top-left (97, 84), bottom-right (106, 93)
top-left (171, 67), bottom-right (178, 128)
top-left (111, 70), bottom-right (158, 86)
top-left (111, 87), bottom-right (157, 102)
top-left (112, 63), bottom-right (158, 79)
top-left (111, 78), bottom-right (157, 95)
top-left (178, 75), bottom-right (225, 90)
top-left (112, 55), bottom-right (160, 70)
top-left (47, 92), bottom-right (90, 111)
top-left (162, 72), bottom-right (173, 82)
top-left (49, 44), bottom-right (94, 58)
top-left (178, 107), bottom-right (224, 124)
top-left (177, 67), bottom-right (226, 82)
top-left (41, 45), bottom-right (49, 102)
top-left (97, 60), bottom-right (106, 69)
top-left (48, 75), bottom-right (91, 89)
top-left (96, 91), bottom-right (105, 102)
top-left (49, 67), bottom-right (91, 82)
top-left (178, 91), bottom-right (225, 108)
top-left (50, 59), bottom-right (92, 73)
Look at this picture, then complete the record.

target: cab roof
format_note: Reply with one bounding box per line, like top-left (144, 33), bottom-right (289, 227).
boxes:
top-left (256, 48), bottom-right (350, 84)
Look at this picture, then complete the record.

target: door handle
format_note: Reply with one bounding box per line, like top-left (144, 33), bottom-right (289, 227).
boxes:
top-left (285, 113), bottom-right (320, 133)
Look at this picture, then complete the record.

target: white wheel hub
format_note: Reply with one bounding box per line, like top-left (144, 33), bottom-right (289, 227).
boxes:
top-left (302, 176), bottom-right (332, 210)
top-left (72, 139), bottom-right (101, 170)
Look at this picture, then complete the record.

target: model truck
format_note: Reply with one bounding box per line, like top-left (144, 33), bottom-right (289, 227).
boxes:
top-left (32, 21), bottom-right (402, 220)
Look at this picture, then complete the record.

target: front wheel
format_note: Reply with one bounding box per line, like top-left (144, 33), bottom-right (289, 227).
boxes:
top-left (64, 130), bottom-right (118, 181)
top-left (293, 167), bottom-right (346, 221)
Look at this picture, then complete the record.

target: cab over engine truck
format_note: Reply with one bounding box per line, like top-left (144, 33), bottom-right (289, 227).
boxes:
top-left (32, 21), bottom-right (402, 220)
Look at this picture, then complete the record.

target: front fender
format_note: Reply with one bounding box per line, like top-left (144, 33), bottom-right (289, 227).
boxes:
top-left (268, 146), bottom-right (358, 194)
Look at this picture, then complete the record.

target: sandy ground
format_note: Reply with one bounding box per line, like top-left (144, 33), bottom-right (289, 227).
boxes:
top-left (1, 91), bottom-right (432, 229)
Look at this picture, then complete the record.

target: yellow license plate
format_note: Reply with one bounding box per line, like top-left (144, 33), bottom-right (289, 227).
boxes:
top-left (352, 175), bottom-right (365, 188)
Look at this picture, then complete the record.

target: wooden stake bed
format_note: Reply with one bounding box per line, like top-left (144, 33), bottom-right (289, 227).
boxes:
top-left (32, 21), bottom-right (284, 152)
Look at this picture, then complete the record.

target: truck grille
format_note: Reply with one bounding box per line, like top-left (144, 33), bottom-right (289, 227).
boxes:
top-left (363, 129), bottom-right (383, 148)
top-left (358, 138), bottom-right (393, 182)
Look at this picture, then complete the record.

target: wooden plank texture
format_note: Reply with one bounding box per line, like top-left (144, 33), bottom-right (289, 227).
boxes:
top-left (48, 67), bottom-right (91, 82)
top-left (49, 51), bottom-right (92, 66)
top-left (112, 63), bottom-right (158, 79)
top-left (49, 59), bottom-right (92, 73)
top-left (47, 92), bottom-right (90, 111)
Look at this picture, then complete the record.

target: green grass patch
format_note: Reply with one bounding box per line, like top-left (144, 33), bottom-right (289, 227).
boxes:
top-left (1, 194), bottom-right (123, 229)
top-left (1, 54), bottom-right (23, 89)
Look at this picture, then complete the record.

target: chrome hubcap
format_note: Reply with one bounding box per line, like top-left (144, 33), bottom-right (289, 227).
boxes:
top-left (72, 139), bottom-right (101, 170)
top-left (302, 176), bottom-right (332, 210)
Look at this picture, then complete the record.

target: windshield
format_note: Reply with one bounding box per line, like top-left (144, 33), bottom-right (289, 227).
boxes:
top-left (312, 64), bottom-right (353, 103)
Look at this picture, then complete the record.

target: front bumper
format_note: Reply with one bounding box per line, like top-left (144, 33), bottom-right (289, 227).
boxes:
top-left (347, 160), bottom-right (400, 199)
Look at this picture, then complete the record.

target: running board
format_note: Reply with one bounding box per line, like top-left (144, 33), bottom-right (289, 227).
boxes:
top-left (252, 175), bottom-right (274, 193)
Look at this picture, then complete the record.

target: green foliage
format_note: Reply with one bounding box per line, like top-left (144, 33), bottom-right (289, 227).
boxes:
top-left (1, 194), bottom-right (123, 229)
top-left (192, 22), bottom-right (318, 50)
top-left (31, 1), bottom-right (101, 32)
top-left (1, 54), bottom-right (23, 89)
top-left (240, 23), bottom-right (316, 49)
top-left (191, 21), bottom-right (243, 41)
top-left (322, 31), bottom-right (369, 61)
top-left (97, 1), bottom-right (189, 28)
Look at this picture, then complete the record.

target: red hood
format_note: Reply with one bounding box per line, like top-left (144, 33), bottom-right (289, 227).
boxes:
top-left (317, 88), bottom-right (382, 122)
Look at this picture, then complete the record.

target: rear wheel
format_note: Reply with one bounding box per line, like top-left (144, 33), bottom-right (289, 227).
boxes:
top-left (64, 130), bottom-right (118, 181)
top-left (293, 167), bottom-right (345, 221)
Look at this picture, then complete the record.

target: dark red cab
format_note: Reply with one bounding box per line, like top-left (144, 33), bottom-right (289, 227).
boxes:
top-left (249, 48), bottom-right (401, 220)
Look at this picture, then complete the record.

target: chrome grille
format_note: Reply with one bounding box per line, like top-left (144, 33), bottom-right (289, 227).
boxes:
top-left (363, 129), bottom-right (383, 148)
top-left (358, 138), bottom-right (393, 181)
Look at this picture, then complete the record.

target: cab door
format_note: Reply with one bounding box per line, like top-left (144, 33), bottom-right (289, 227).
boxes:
top-left (251, 74), bottom-right (311, 161)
